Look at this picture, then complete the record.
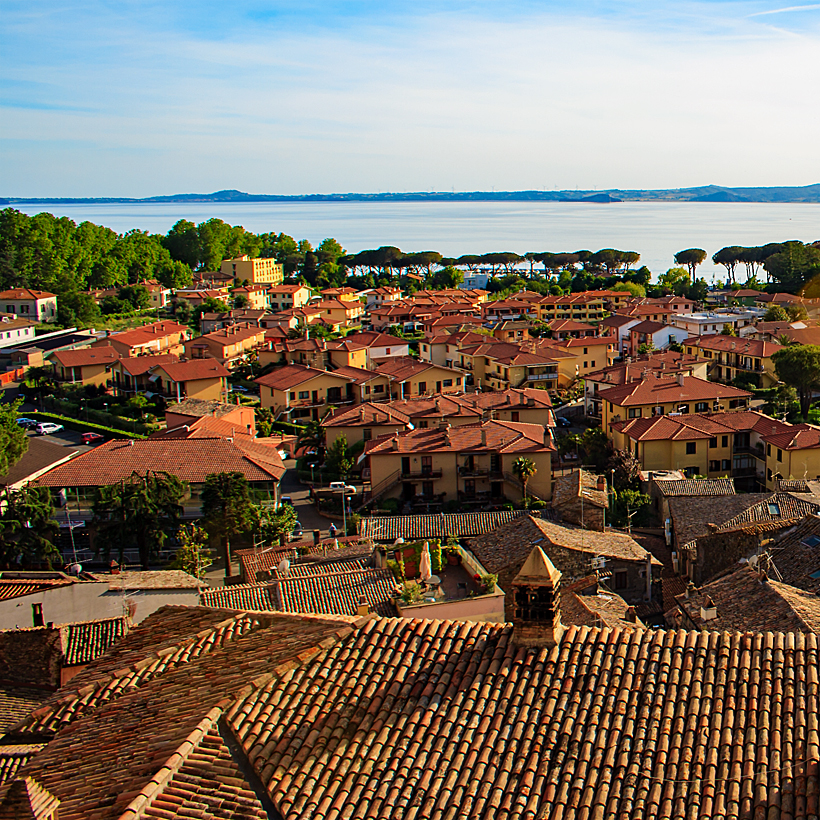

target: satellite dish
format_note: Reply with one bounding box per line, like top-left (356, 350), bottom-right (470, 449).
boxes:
top-left (69, 563), bottom-right (82, 576)
top-left (277, 558), bottom-right (290, 578)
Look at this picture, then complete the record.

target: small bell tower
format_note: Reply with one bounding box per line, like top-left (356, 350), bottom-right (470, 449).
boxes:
top-left (512, 544), bottom-right (564, 647)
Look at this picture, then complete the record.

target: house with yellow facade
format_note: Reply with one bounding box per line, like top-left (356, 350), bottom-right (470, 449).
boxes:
top-left (365, 420), bottom-right (555, 511)
top-left (372, 356), bottom-right (466, 399)
top-left (221, 255), bottom-right (284, 286)
top-left (762, 425), bottom-right (820, 489)
top-left (599, 373), bottom-right (752, 433)
top-left (183, 323), bottom-right (268, 370)
top-left (231, 284), bottom-right (269, 311)
top-left (268, 284), bottom-right (312, 313)
top-left (148, 359), bottom-right (230, 402)
top-left (95, 320), bottom-right (191, 358)
top-left (314, 298), bottom-right (365, 327)
top-left (684, 335), bottom-right (782, 389)
top-left (47, 345), bottom-right (120, 388)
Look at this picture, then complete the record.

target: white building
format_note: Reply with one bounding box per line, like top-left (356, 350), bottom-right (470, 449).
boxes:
top-left (670, 311), bottom-right (757, 338)
top-left (0, 313), bottom-right (37, 348)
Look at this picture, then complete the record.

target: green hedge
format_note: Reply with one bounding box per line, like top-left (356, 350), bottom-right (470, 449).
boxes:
top-left (28, 411), bottom-right (146, 439)
top-left (271, 420), bottom-right (306, 434)
top-left (41, 397), bottom-right (159, 435)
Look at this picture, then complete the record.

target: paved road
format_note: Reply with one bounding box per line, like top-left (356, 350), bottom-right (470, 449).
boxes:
top-left (279, 459), bottom-right (344, 537)
top-left (24, 426), bottom-right (95, 454)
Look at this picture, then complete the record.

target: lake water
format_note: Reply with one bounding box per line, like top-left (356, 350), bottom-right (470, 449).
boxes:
top-left (15, 201), bottom-right (820, 281)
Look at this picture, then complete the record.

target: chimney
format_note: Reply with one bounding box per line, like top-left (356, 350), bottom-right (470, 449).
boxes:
top-left (109, 560), bottom-right (120, 575)
top-left (699, 596), bottom-right (718, 622)
top-left (677, 372), bottom-right (685, 387)
top-left (356, 595), bottom-right (370, 617)
top-left (597, 475), bottom-right (606, 492)
top-left (512, 545), bottom-right (564, 647)
top-left (392, 436), bottom-right (399, 450)
top-left (685, 580), bottom-right (696, 599)
top-left (481, 428), bottom-right (487, 446)
top-left (624, 606), bottom-right (638, 623)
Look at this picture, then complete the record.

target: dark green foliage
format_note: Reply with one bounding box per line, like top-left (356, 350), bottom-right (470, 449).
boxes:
top-left (201, 472), bottom-right (257, 576)
top-left (773, 345), bottom-right (820, 417)
top-left (92, 471), bottom-right (187, 569)
top-left (0, 399), bottom-right (29, 478)
top-left (0, 486), bottom-right (60, 569)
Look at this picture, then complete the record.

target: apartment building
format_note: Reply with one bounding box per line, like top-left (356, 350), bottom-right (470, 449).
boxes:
top-left (221, 255), bottom-right (284, 285)
top-left (684, 335), bottom-right (782, 388)
top-left (183, 323), bottom-right (267, 369)
top-left (268, 284), bottom-right (312, 312)
top-left (0, 288), bottom-right (58, 323)
top-left (94, 320), bottom-right (191, 358)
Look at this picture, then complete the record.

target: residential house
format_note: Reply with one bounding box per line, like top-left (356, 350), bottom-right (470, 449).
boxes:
top-left (183, 323), bottom-right (267, 369)
top-left (314, 298), bottom-right (365, 327)
top-left (111, 353), bottom-right (180, 395)
top-left (0, 313), bottom-right (36, 349)
top-left (670, 563), bottom-right (820, 633)
top-left (37, 437), bottom-right (285, 517)
top-left (342, 330), bottom-right (410, 364)
top-left (360, 286), bottom-right (402, 309)
top-left (46, 345), bottom-right (119, 387)
top-left (365, 420), bottom-right (555, 511)
top-left (542, 336), bottom-right (617, 380)
top-left (322, 403), bottom-right (413, 448)
top-left (536, 290), bottom-right (628, 323)
top-left (670, 311), bottom-right (757, 337)
top-left (164, 398), bottom-right (256, 438)
top-left (6, 602), bottom-right (820, 819)
top-left (599, 313), bottom-right (642, 355)
top-left (545, 319), bottom-right (597, 339)
top-left (460, 271), bottom-right (490, 289)
top-left (551, 469), bottom-right (609, 531)
top-left (419, 329), bottom-right (489, 368)
top-left (683, 334), bottom-right (782, 388)
top-left (757, 324), bottom-right (820, 347)
top-left (467, 514), bottom-right (660, 617)
top-left (624, 321), bottom-right (681, 356)
top-left (255, 364), bottom-right (380, 420)
top-left (646, 476), bottom-right (736, 523)
top-left (231, 284), bottom-right (269, 311)
top-left (0, 288), bottom-right (58, 323)
top-left (632, 295), bottom-right (696, 314)
top-left (96, 320), bottom-right (191, 358)
top-left (148, 359), bottom-right (230, 402)
top-left (0, 437), bottom-right (79, 491)
top-left (480, 294), bottom-right (540, 323)
top-left (492, 319), bottom-right (532, 343)
top-left (748, 320), bottom-right (807, 343)
top-left (584, 351), bottom-right (708, 418)
top-left (199, 308), bottom-right (268, 334)
top-left (600, 372), bottom-right (752, 434)
top-left (221, 255), bottom-right (284, 285)
top-left (762, 424), bottom-right (820, 489)
top-left (319, 286), bottom-right (361, 303)
top-left (611, 409), bottom-right (790, 487)
top-left (372, 355), bottom-right (465, 399)
top-left (267, 284), bottom-right (312, 312)
top-left (191, 268), bottom-right (234, 287)
top-left (140, 279), bottom-right (172, 310)
top-left (171, 287), bottom-right (232, 308)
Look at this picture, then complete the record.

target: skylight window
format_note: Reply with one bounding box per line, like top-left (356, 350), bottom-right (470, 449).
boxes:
top-left (768, 503), bottom-right (781, 516)
top-left (802, 535), bottom-right (820, 548)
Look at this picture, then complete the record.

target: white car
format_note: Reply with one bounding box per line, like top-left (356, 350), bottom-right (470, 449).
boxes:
top-left (35, 422), bottom-right (64, 436)
top-left (329, 481), bottom-right (356, 494)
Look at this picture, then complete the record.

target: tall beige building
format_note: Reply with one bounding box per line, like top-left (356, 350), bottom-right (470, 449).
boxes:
top-left (221, 255), bottom-right (284, 285)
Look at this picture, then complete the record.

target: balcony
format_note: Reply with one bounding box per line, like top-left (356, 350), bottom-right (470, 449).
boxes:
top-left (400, 469), bottom-right (443, 480)
top-left (527, 372), bottom-right (558, 381)
top-left (458, 466), bottom-right (494, 477)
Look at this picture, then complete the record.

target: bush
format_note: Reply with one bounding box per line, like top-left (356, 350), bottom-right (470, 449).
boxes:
top-left (378, 498), bottom-right (399, 514)
top-left (27, 411), bottom-right (146, 439)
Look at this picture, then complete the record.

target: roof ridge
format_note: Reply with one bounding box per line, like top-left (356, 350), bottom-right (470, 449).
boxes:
top-left (115, 705), bottom-right (224, 820)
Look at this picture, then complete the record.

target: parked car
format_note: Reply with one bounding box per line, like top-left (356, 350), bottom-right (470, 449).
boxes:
top-left (280, 496), bottom-right (293, 507)
top-left (290, 521), bottom-right (304, 541)
top-left (35, 422), bottom-right (64, 436)
top-left (230, 384), bottom-right (249, 393)
top-left (329, 481), bottom-right (356, 494)
top-left (81, 432), bottom-right (105, 445)
top-left (556, 417), bottom-right (573, 428)
top-left (16, 417), bottom-right (38, 429)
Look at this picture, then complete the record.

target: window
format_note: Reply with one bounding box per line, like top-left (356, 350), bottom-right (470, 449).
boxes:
top-left (584, 361), bottom-right (588, 368)
top-left (421, 456), bottom-right (433, 474)
top-left (722, 436), bottom-right (729, 448)
top-left (709, 460), bottom-right (720, 471)
top-left (613, 570), bottom-right (628, 590)
top-left (686, 442), bottom-right (697, 455)
top-left (591, 361), bottom-right (595, 367)
top-left (767, 443), bottom-right (772, 456)
top-left (374, 384), bottom-right (385, 393)
top-left (511, 412), bottom-right (519, 422)
top-left (422, 481), bottom-right (434, 497)
top-left (628, 408), bottom-right (641, 419)
top-left (443, 379), bottom-right (453, 387)
top-left (365, 385), bottom-right (371, 395)
top-left (583, 347), bottom-right (588, 354)
top-left (298, 390), bottom-right (309, 400)
top-left (418, 420), bottom-right (428, 428)
top-left (677, 405), bottom-right (690, 414)
top-left (289, 392), bottom-right (296, 400)
top-left (363, 429), bottom-right (372, 441)
top-left (768, 503), bottom-right (781, 516)
top-left (722, 459), bottom-right (731, 470)
top-left (777, 449), bottom-right (783, 462)
top-left (695, 402), bottom-right (709, 413)
top-left (386, 348), bottom-right (391, 354)
top-left (32, 603), bottom-right (44, 627)
top-left (767, 469), bottom-right (773, 482)
top-left (418, 381), bottom-right (427, 394)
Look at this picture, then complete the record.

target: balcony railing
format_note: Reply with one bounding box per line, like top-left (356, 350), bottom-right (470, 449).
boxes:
top-left (458, 466), bottom-right (494, 477)
top-left (400, 469), bottom-right (443, 480)
top-left (527, 372), bottom-right (558, 381)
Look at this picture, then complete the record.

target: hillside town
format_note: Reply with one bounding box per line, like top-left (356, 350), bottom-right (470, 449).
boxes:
top-left (3, 239), bottom-right (820, 817)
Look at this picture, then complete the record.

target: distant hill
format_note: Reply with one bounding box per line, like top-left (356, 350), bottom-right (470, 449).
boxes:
top-left (6, 184), bottom-right (820, 205)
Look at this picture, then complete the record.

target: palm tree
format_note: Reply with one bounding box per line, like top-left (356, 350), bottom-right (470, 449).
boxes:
top-left (297, 419), bottom-right (327, 461)
top-left (512, 457), bottom-right (537, 503)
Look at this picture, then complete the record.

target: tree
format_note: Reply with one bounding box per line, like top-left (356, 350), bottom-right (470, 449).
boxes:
top-left (773, 345), bottom-right (820, 417)
top-left (712, 247), bottom-right (743, 285)
top-left (325, 435), bottom-right (353, 478)
top-left (233, 293), bottom-right (249, 309)
top-left (92, 471), bottom-right (187, 569)
top-left (512, 457), bottom-right (537, 501)
top-left (674, 248), bottom-right (707, 285)
top-left (787, 304), bottom-right (809, 322)
top-left (658, 267), bottom-right (690, 294)
top-left (720, 324), bottom-right (737, 336)
top-left (117, 284), bottom-right (150, 311)
top-left (168, 523), bottom-right (213, 579)
top-left (606, 449), bottom-right (640, 492)
top-left (764, 305), bottom-right (790, 323)
top-left (0, 486), bottom-right (60, 569)
top-left (578, 428), bottom-right (612, 471)
top-left (764, 241), bottom-right (820, 292)
top-left (0, 399), bottom-right (28, 477)
top-left (201, 472), bottom-right (257, 578)
top-left (429, 265), bottom-right (464, 290)
top-left (297, 419), bottom-right (327, 461)
top-left (612, 281), bottom-right (646, 298)
top-left (637, 342), bottom-right (655, 354)
top-left (256, 503), bottom-right (298, 545)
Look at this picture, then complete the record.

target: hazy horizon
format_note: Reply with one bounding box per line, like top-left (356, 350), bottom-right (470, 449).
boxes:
top-left (4, 1), bottom-right (820, 198)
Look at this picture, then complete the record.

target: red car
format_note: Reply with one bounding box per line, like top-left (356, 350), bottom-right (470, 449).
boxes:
top-left (81, 432), bottom-right (105, 445)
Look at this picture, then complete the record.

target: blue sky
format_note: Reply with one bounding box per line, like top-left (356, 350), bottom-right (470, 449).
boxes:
top-left (2, 0), bottom-right (820, 196)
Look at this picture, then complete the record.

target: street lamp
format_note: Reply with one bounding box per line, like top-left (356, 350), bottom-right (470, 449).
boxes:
top-left (335, 485), bottom-right (348, 539)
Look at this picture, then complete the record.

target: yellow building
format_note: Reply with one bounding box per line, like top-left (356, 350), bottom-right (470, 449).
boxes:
top-left (684, 335), bottom-right (783, 389)
top-left (322, 403), bottom-right (412, 448)
top-left (365, 420), bottom-right (555, 510)
top-left (600, 373), bottom-right (752, 433)
top-left (763, 425), bottom-right (820, 489)
top-left (372, 356), bottom-right (465, 399)
top-left (314, 298), bottom-right (365, 327)
top-left (184, 323), bottom-right (267, 369)
top-left (221, 255), bottom-right (284, 286)
top-left (268, 284), bottom-right (312, 312)
top-left (47, 346), bottom-right (120, 388)
top-left (149, 359), bottom-right (229, 402)
top-left (231, 284), bottom-right (269, 311)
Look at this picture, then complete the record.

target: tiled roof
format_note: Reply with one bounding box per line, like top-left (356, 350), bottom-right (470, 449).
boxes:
top-left (364, 420), bottom-right (554, 455)
top-left (200, 583), bottom-right (278, 611)
top-left (469, 514), bottom-right (658, 575)
top-left (371, 355), bottom-right (442, 380)
top-left (0, 579), bottom-right (73, 602)
top-left (114, 353), bottom-right (179, 376)
top-left (668, 494), bottom-right (773, 551)
top-left (562, 577), bottom-right (644, 629)
top-left (60, 617), bottom-right (128, 666)
top-left (254, 364), bottom-right (349, 390)
top-left (47, 346), bottom-right (119, 367)
top-left (98, 570), bottom-right (204, 591)
top-left (152, 358), bottom-right (229, 382)
top-left (0, 437), bottom-right (78, 489)
top-left (761, 423), bottom-right (820, 451)
top-left (716, 492), bottom-right (820, 530)
top-left (551, 469), bottom-right (608, 508)
top-left (165, 398), bottom-right (239, 419)
top-left (276, 569), bottom-right (398, 617)
top-left (358, 510), bottom-right (525, 540)
top-left (0, 745), bottom-right (45, 786)
top-left (322, 403), bottom-right (411, 429)
top-left (237, 539), bottom-right (374, 581)
top-left (767, 515), bottom-right (820, 593)
top-left (106, 320), bottom-right (189, 348)
top-left (597, 373), bottom-right (751, 406)
top-left (685, 334), bottom-right (782, 357)
top-left (10, 609), bottom-right (820, 818)
top-left (0, 289), bottom-right (55, 299)
top-left (654, 478), bottom-right (736, 497)
top-left (189, 323), bottom-right (266, 345)
top-left (674, 564), bottom-right (820, 633)
top-left (628, 320), bottom-right (670, 333)
top-left (36, 437), bottom-right (284, 486)
top-left (586, 352), bottom-right (705, 386)
top-left (0, 688), bottom-right (50, 733)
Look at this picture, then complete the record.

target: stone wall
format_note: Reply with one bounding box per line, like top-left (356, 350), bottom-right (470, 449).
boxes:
top-left (0, 627), bottom-right (62, 689)
top-left (693, 528), bottom-right (767, 585)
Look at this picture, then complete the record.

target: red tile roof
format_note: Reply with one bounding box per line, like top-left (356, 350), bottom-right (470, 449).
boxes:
top-left (36, 438), bottom-right (284, 486)
top-left (0, 289), bottom-right (56, 300)
top-left (598, 373), bottom-right (752, 406)
top-left (151, 358), bottom-right (229, 382)
top-left (115, 353), bottom-right (179, 376)
top-left (761, 423), bottom-right (820, 450)
top-left (686, 334), bottom-right (782, 357)
top-left (106, 321), bottom-right (190, 348)
top-left (47, 346), bottom-right (119, 368)
top-left (254, 364), bottom-right (350, 390)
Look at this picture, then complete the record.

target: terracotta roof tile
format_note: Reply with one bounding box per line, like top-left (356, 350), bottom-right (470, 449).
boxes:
top-left (47, 346), bottom-right (119, 368)
top-left (358, 510), bottom-right (526, 540)
top-left (60, 618), bottom-right (128, 666)
top-left (653, 478), bottom-right (736, 497)
top-left (598, 373), bottom-right (751, 406)
top-left (152, 358), bottom-right (229, 381)
top-left (0, 746), bottom-right (45, 786)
